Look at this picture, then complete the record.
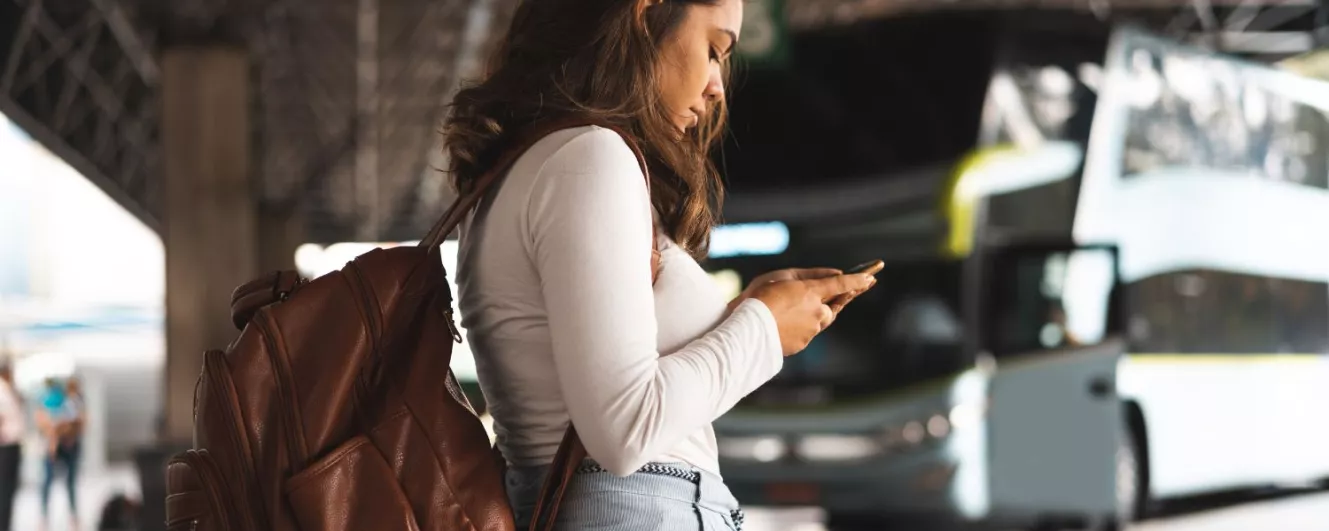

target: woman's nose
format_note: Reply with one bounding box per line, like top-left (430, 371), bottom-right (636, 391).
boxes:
top-left (704, 71), bottom-right (724, 102)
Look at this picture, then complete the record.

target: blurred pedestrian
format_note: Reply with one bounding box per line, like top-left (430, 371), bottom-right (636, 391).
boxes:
top-left (35, 377), bottom-right (85, 531)
top-left (0, 364), bottom-right (23, 531)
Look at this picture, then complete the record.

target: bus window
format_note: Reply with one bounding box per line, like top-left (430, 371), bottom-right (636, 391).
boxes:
top-left (1271, 278), bottom-right (1329, 354)
top-left (1128, 271), bottom-right (1329, 355)
top-left (985, 246), bottom-right (1117, 358)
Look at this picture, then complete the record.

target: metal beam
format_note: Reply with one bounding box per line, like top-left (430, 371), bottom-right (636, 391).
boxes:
top-left (0, 96), bottom-right (159, 232)
top-left (52, 20), bottom-right (103, 132)
top-left (1, 0), bottom-right (41, 94)
top-left (406, 0), bottom-right (496, 233)
top-left (1245, 3), bottom-right (1319, 30)
top-left (355, 0), bottom-right (381, 240)
top-left (26, 9), bottom-right (151, 144)
top-left (1224, 0), bottom-right (1264, 31)
top-left (1192, 29), bottom-right (1317, 52)
top-left (1319, 0), bottom-right (1328, 46)
top-left (784, 0), bottom-right (1320, 30)
top-left (86, 0), bottom-right (160, 85)
top-left (1, 0), bottom-right (160, 227)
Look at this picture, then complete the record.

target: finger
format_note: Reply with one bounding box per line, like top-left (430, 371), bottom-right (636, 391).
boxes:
top-left (808, 273), bottom-right (874, 299)
top-left (828, 291), bottom-right (854, 314)
top-left (828, 287), bottom-right (860, 309)
top-left (817, 304), bottom-right (835, 329)
top-left (830, 274), bottom-right (880, 310)
top-left (791, 268), bottom-right (842, 280)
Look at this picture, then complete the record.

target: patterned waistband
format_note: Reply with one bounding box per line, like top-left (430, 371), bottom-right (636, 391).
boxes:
top-left (575, 462), bottom-right (701, 482)
top-left (574, 462), bottom-right (745, 530)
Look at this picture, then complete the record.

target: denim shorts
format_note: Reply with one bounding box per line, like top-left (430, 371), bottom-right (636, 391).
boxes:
top-left (505, 459), bottom-right (745, 531)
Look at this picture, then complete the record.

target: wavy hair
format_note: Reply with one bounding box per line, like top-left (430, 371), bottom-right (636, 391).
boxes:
top-left (442, 0), bottom-right (730, 258)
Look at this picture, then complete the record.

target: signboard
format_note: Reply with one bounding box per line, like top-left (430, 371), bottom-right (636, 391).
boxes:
top-left (737, 0), bottom-right (789, 68)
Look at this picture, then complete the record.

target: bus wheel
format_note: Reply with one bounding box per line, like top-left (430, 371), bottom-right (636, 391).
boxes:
top-left (1116, 422), bottom-right (1143, 523)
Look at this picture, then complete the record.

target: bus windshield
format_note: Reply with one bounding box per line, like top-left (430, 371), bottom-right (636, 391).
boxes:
top-left (708, 247), bottom-right (970, 408)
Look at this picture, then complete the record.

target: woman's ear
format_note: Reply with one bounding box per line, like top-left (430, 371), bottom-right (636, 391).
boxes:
top-left (635, 0), bottom-right (664, 25)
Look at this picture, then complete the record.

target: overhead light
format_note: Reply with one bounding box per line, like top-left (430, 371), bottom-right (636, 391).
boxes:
top-left (709, 221), bottom-right (790, 259)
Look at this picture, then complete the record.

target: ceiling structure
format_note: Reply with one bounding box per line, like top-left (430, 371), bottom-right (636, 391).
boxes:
top-left (0, 0), bottom-right (1324, 243)
top-left (1, 0), bottom-right (520, 242)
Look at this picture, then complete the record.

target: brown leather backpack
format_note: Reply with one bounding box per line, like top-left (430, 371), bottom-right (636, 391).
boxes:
top-left (163, 117), bottom-right (656, 531)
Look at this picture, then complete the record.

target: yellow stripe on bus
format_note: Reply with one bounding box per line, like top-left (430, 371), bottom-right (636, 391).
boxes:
top-left (1125, 353), bottom-right (1324, 364)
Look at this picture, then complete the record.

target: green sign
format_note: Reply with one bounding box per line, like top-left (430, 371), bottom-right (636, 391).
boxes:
top-left (736, 0), bottom-right (789, 68)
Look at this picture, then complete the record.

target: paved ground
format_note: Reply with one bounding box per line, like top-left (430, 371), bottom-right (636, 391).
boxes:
top-left (1131, 492), bottom-right (1329, 531)
top-left (12, 463), bottom-right (138, 531)
top-left (9, 464), bottom-right (1328, 530)
top-left (743, 491), bottom-right (1329, 531)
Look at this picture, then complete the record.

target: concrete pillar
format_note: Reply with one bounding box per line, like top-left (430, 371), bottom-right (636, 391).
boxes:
top-left (257, 205), bottom-right (305, 274)
top-left (160, 47), bottom-right (255, 444)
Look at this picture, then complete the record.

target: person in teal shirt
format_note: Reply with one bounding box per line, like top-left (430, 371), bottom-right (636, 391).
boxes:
top-left (35, 378), bottom-right (84, 531)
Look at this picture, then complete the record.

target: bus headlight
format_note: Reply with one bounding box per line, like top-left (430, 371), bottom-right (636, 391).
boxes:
top-left (882, 406), bottom-right (978, 451)
top-left (882, 419), bottom-right (927, 452)
top-left (948, 400), bottom-right (986, 432)
top-left (927, 414), bottom-right (951, 438)
top-left (719, 436), bottom-right (787, 462)
top-left (903, 420), bottom-right (927, 444)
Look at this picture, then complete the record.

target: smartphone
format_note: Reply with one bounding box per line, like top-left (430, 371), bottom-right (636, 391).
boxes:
top-left (845, 259), bottom-right (885, 276)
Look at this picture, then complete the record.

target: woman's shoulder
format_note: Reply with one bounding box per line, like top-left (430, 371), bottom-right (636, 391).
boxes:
top-left (517, 124), bottom-right (654, 239)
top-left (532, 125), bottom-right (640, 173)
top-left (522, 125), bottom-right (646, 202)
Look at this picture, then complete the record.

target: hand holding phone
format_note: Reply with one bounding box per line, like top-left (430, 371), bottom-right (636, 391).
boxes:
top-left (829, 259), bottom-right (883, 309)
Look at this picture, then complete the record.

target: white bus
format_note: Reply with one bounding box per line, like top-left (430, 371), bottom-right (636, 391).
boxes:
top-left (708, 27), bottom-right (1329, 530)
top-left (1076, 27), bottom-right (1329, 501)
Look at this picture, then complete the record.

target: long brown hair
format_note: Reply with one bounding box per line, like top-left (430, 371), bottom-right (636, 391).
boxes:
top-left (442, 0), bottom-right (730, 259)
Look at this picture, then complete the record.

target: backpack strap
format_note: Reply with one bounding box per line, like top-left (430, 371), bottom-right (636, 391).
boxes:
top-left (419, 116), bottom-right (659, 531)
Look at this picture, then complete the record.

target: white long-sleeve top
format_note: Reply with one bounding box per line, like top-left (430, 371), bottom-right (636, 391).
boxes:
top-left (0, 380), bottom-right (24, 445)
top-left (456, 125), bottom-right (784, 477)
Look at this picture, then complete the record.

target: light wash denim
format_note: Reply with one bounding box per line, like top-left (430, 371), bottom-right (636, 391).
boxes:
top-left (506, 460), bottom-right (745, 530)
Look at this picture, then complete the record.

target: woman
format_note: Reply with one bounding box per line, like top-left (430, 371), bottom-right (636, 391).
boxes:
top-left (35, 378), bottom-right (84, 531)
top-left (0, 364), bottom-right (23, 531)
top-left (445, 0), bottom-right (877, 529)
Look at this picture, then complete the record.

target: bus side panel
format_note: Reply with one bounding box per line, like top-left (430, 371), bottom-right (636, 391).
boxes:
top-left (1119, 355), bottom-right (1329, 498)
top-left (986, 341), bottom-right (1122, 520)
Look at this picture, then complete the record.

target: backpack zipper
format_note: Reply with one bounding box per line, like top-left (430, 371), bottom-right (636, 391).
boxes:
top-left (341, 262), bottom-right (388, 430)
top-left (180, 450), bottom-right (243, 531)
top-left (253, 314), bottom-right (309, 470)
top-left (345, 262), bottom-right (383, 351)
top-left (201, 351), bottom-right (269, 530)
top-left (277, 277), bottom-right (308, 302)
